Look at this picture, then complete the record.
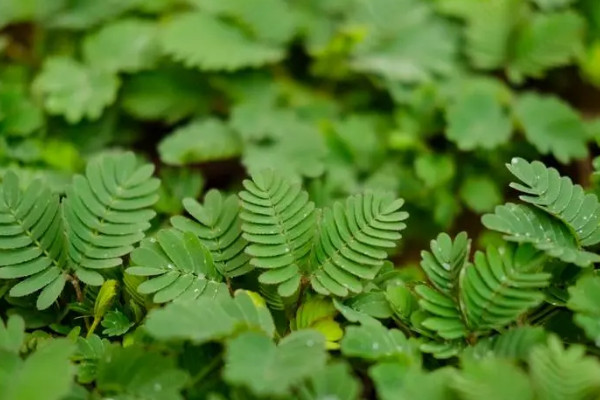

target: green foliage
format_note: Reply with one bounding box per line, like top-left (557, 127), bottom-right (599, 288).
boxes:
top-left (33, 57), bottom-right (119, 124)
top-left (483, 158), bottom-right (600, 266)
top-left (297, 361), bottom-right (361, 400)
top-left (0, 331), bottom-right (75, 400)
top-left (127, 229), bottom-right (228, 303)
top-left (3, 0), bottom-right (600, 398)
top-left (159, 12), bottom-right (284, 71)
top-left (158, 119), bottom-right (242, 166)
top-left (223, 330), bottom-right (327, 397)
top-left (64, 152), bottom-right (159, 285)
top-left (171, 189), bottom-right (251, 278)
top-left (513, 94), bottom-right (588, 163)
top-left (0, 171), bottom-right (67, 309)
top-left (567, 275), bottom-right (600, 344)
top-left (144, 291), bottom-right (275, 343)
top-left (95, 344), bottom-right (188, 400)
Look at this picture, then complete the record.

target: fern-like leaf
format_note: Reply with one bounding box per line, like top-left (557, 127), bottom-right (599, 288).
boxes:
top-left (465, 326), bottom-right (548, 362)
top-left (171, 189), bottom-right (251, 278)
top-left (507, 158), bottom-right (600, 246)
top-left (482, 203), bottom-right (600, 266)
top-left (460, 245), bottom-right (550, 330)
top-left (63, 152), bottom-right (159, 285)
top-left (126, 229), bottom-right (228, 303)
top-left (310, 192), bottom-right (408, 297)
top-left (0, 172), bottom-right (67, 309)
top-left (420, 232), bottom-right (470, 297)
top-left (415, 284), bottom-right (467, 339)
top-left (239, 170), bottom-right (316, 297)
top-left (529, 336), bottom-right (600, 400)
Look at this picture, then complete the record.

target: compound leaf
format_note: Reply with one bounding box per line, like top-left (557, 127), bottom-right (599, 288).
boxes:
top-left (63, 152), bottom-right (159, 284)
top-left (160, 12), bottom-right (284, 71)
top-left (239, 170), bottom-right (316, 297)
top-left (310, 192), bottom-right (408, 297)
top-left (83, 18), bottom-right (160, 73)
top-left (171, 189), bottom-right (251, 278)
top-left (144, 291), bottom-right (275, 343)
top-left (0, 171), bottom-right (68, 309)
top-left (127, 229), bottom-right (228, 303)
top-left (33, 57), bottom-right (119, 124)
top-left (513, 93), bottom-right (588, 163)
top-left (158, 119), bottom-right (242, 166)
top-left (223, 330), bottom-right (327, 397)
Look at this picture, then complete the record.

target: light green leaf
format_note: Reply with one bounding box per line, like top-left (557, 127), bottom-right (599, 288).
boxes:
top-left (223, 330), bottom-right (327, 397)
top-left (414, 153), bottom-right (454, 188)
top-left (508, 11), bottom-right (584, 82)
top-left (160, 12), bottom-right (284, 71)
top-left (0, 315), bottom-right (24, 354)
top-left (96, 345), bottom-right (188, 400)
top-left (0, 0), bottom-right (64, 28)
top-left (190, 0), bottom-right (297, 44)
top-left (529, 336), bottom-right (600, 400)
top-left (144, 291), bottom-right (275, 343)
top-left (341, 321), bottom-right (419, 364)
top-left (349, 0), bottom-right (458, 82)
top-left (461, 0), bottom-right (525, 70)
top-left (83, 18), bottom-right (159, 73)
top-left (445, 79), bottom-right (512, 150)
top-left (460, 176), bottom-right (502, 213)
top-left (370, 363), bottom-right (455, 400)
top-left (454, 357), bottom-right (534, 400)
top-left (298, 361), bottom-right (361, 400)
top-left (240, 114), bottom-right (327, 179)
top-left (0, 339), bottom-right (75, 400)
top-left (513, 93), bottom-right (588, 163)
top-left (347, 291), bottom-right (394, 319)
top-left (0, 88), bottom-right (43, 137)
top-left (158, 119), bottom-right (242, 166)
top-left (567, 275), bottom-right (600, 345)
top-left (101, 310), bottom-right (133, 337)
top-left (121, 68), bottom-right (209, 123)
top-left (46, 0), bottom-right (139, 30)
top-left (33, 57), bottom-right (119, 123)
top-left (291, 297), bottom-right (343, 349)
top-left (73, 334), bottom-right (110, 384)
top-left (93, 279), bottom-right (118, 320)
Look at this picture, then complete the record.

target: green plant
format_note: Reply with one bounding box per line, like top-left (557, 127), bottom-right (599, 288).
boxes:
top-left (3, 0), bottom-right (600, 398)
top-left (0, 153), bottom-right (599, 399)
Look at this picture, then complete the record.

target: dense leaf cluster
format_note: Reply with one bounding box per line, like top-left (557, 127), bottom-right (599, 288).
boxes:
top-left (2, 0), bottom-right (600, 399)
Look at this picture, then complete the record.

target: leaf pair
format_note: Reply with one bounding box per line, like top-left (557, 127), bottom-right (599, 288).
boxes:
top-left (413, 232), bottom-right (550, 340)
top-left (0, 152), bottom-right (159, 309)
top-left (239, 170), bottom-right (408, 298)
top-left (483, 158), bottom-right (600, 266)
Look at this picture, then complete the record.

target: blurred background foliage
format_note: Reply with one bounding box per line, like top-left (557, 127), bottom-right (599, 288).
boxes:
top-left (1, 0), bottom-right (600, 261)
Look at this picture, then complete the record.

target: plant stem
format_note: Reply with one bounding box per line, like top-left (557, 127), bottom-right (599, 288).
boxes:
top-left (186, 353), bottom-right (223, 389)
top-left (87, 317), bottom-right (100, 338)
top-left (68, 274), bottom-right (90, 330)
top-left (226, 277), bottom-right (234, 296)
top-left (294, 277), bottom-right (309, 315)
top-left (68, 274), bottom-right (84, 303)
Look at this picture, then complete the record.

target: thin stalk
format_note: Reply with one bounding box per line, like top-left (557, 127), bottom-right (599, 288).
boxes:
top-left (186, 353), bottom-right (223, 389)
